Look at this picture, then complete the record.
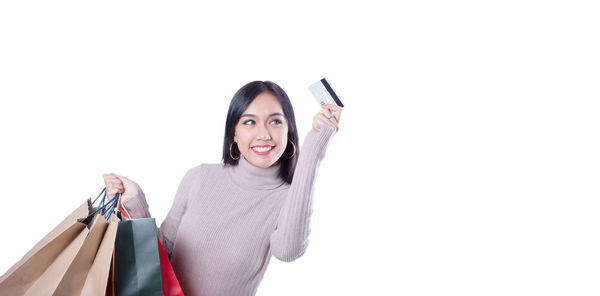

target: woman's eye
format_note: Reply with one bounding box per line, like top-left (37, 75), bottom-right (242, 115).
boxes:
top-left (243, 120), bottom-right (255, 125)
top-left (271, 119), bottom-right (282, 125)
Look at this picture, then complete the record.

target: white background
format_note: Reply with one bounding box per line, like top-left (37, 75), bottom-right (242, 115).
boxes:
top-left (1, 1), bottom-right (599, 295)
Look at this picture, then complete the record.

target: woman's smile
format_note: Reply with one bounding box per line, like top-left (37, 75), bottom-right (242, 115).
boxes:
top-left (252, 145), bottom-right (275, 155)
top-left (233, 91), bottom-right (289, 167)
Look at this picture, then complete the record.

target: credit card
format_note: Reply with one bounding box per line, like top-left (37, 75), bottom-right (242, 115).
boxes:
top-left (308, 78), bottom-right (344, 107)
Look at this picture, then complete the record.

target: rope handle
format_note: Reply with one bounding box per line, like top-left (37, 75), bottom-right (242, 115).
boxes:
top-left (88, 187), bottom-right (120, 221)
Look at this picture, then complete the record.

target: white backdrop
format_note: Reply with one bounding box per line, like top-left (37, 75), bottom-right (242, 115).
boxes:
top-left (1, 1), bottom-right (599, 295)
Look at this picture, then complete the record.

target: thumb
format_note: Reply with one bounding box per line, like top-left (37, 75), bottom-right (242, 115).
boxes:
top-left (115, 175), bottom-right (140, 200)
top-left (115, 174), bottom-right (136, 186)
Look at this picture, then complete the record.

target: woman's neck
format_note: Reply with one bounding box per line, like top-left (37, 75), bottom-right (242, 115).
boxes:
top-left (227, 155), bottom-right (285, 190)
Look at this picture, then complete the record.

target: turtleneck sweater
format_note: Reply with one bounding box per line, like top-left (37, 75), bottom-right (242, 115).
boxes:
top-left (122, 124), bottom-right (336, 296)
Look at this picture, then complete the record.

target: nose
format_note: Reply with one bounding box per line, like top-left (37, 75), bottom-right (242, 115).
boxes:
top-left (257, 124), bottom-right (272, 141)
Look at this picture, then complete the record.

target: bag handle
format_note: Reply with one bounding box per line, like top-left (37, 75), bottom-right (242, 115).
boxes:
top-left (117, 193), bottom-right (132, 219)
top-left (88, 187), bottom-right (120, 220)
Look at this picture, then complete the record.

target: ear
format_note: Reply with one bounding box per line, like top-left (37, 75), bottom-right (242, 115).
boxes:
top-left (233, 135), bottom-right (238, 143)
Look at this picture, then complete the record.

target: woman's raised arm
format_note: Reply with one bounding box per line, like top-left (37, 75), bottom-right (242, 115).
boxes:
top-left (269, 108), bottom-right (340, 262)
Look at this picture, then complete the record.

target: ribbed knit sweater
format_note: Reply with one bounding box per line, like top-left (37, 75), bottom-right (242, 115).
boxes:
top-left (123, 124), bottom-right (336, 296)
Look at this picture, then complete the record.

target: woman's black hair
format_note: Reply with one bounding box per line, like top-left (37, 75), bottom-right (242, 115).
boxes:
top-left (222, 80), bottom-right (299, 184)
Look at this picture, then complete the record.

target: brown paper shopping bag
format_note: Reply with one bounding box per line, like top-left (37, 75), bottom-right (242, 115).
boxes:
top-left (81, 219), bottom-right (119, 296)
top-left (23, 217), bottom-right (96, 295)
top-left (0, 200), bottom-right (91, 294)
top-left (25, 214), bottom-right (108, 295)
top-left (1, 190), bottom-right (120, 295)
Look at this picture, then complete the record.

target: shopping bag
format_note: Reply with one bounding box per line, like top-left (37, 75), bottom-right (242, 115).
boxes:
top-left (157, 236), bottom-right (184, 296)
top-left (80, 218), bottom-right (119, 296)
top-left (0, 188), bottom-right (119, 295)
top-left (119, 204), bottom-right (185, 296)
top-left (105, 248), bottom-right (115, 296)
top-left (114, 218), bottom-right (163, 296)
top-left (0, 200), bottom-right (91, 294)
top-left (27, 213), bottom-right (108, 295)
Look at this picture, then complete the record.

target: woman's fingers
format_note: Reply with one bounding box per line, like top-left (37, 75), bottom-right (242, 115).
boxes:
top-left (316, 113), bottom-right (339, 131)
top-left (313, 107), bottom-right (341, 132)
top-left (116, 175), bottom-right (139, 203)
top-left (312, 119), bottom-right (320, 132)
top-left (314, 111), bottom-right (333, 132)
top-left (101, 173), bottom-right (140, 206)
top-left (321, 104), bottom-right (343, 122)
top-left (334, 107), bottom-right (342, 122)
top-left (313, 104), bottom-right (343, 133)
top-left (318, 109), bottom-right (340, 127)
top-left (319, 108), bottom-right (334, 120)
top-left (103, 173), bottom-right (120, 183)
top-left (318, 109), bottom-right (339, 126)
top-left (103, 173), bottom-right (125, 197)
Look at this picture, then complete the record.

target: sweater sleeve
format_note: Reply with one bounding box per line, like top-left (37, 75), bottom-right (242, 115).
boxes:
top-left (270, 123), bottom-right (336, 262)
top-left (122, 165), bottom-right (203, 257)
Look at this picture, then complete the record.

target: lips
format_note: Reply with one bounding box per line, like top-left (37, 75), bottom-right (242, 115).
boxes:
top-left (252, 145), bottom-right (274, 155)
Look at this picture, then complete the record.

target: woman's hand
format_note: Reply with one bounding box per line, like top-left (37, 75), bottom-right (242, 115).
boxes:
top-left (102, 173), bottom-right (139, 205)
top-left (313, 104), bottom-right (343, 133)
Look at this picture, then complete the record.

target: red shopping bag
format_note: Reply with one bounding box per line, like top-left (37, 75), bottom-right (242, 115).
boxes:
top-left (119, 205), bottom-right (184, 296)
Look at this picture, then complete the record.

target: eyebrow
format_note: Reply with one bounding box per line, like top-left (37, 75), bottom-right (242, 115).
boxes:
top-left (240, 112), bottom-right (284, 118)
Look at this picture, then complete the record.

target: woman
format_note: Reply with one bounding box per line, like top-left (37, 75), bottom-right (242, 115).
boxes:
top-left (103, 80), bottom-right (343, 296)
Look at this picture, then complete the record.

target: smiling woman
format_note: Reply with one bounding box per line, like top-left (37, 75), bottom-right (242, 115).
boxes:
top-left (235, 102), bottom-right (288, 166)
top-left (102, 80), bottom-right (343, 295)
top-left (223, 81), bottom-right (300, 183)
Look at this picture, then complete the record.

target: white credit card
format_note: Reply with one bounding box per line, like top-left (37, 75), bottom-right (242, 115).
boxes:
top-left (308, 78), bottom-right (344, 107)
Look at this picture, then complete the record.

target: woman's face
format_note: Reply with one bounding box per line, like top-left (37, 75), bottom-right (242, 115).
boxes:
top-left (234, 92), bottom-right (289, 168)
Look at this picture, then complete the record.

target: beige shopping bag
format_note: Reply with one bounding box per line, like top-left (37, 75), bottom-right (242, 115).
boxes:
top-left (23, 219), bottom-right (93, 295)
top-left (0, 200), bottom-right (91, 294)
top-left (81, 218), bottom-right (119, 296)
top-left (24, 213), bottom-right (107, 295)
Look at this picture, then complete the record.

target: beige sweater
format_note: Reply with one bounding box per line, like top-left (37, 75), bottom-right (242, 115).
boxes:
top-left (123, 125), bottom-right (336, 296)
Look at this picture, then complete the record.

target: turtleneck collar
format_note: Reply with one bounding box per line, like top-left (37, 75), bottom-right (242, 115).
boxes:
top-left (227, 155), bottom-right (286, 190)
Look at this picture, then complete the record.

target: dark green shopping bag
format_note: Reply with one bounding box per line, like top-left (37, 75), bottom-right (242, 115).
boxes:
top-left (114, 218), bottom-right (163, 296)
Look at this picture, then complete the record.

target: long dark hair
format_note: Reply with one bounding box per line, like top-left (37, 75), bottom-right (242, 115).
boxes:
top-left (222, 81), bottom-right (299, 184)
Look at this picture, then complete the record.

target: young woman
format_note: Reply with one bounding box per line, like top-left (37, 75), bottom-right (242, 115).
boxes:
top-left (102, 80), bottom-right (343, 295)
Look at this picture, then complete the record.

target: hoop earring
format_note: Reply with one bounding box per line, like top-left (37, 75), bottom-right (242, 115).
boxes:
top-left (229, 142), bottom-right (240, 160)
top-left (285, 140), bottom-right (296, 159)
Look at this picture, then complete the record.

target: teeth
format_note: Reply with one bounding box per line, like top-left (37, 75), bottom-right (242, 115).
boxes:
top-left (252, 146), bottom-right (273, 152)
